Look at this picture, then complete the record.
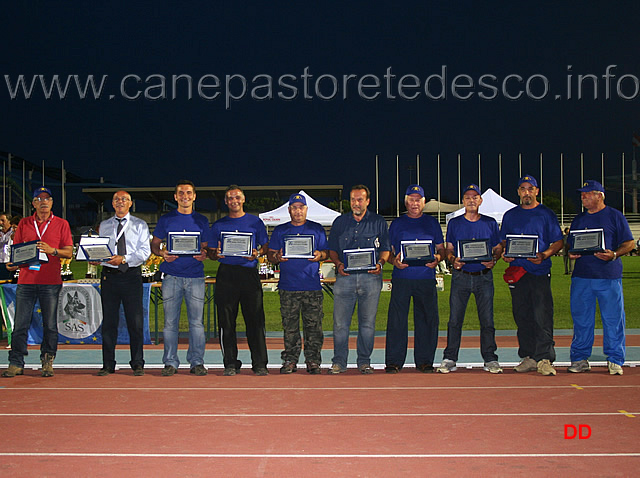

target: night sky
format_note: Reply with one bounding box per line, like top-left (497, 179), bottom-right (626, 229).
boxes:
top-left (2, 2), bottom-right (639, 212)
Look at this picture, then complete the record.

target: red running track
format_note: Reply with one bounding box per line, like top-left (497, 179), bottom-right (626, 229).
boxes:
top-left (1, 367), bottom-right (639, 476)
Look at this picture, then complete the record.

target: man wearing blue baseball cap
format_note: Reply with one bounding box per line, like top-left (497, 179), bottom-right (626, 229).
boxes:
top-left (268, 193), bottom-right (329, 374)
top-left (2, 187), bottom-right (73, 378)
top-left (500, 175), bottom-right (563, 376)
top-left (385, 184), bottom-right (444, 373)
top-left (567, 180), bottom-right (634, 375)
top-left (439, 184), bottom-right (502, 374)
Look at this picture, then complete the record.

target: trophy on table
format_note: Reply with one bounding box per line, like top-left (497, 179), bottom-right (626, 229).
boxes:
top-left (61, 257), bottom-right (74, 281)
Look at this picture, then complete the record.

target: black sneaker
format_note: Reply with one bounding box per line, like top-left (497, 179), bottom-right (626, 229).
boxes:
top-left (253, 367), bottom-right (269, 376)
top-left (416, 364), bottom-right (434, 373)
top-left (133, 366), bottom-right (145, 376)
top-left (385, 364), bottom-right (401, 374)
top-left (190, 364), bottom-right (208, 376)
top-left (161, 365), bottom-right (178, 376)
top-left (97, 367), bottom-right (115, 376)
top-left (223, 366), bottom-right (237, 376)
top-left (279, 361), bottom-right (297, 374)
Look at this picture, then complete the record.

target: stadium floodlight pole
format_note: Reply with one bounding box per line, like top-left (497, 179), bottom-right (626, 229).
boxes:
top-left (580, 153), bottom-right (584, 212)
top-left (375, 154), bottom-right (379, 214)
top-left (416, 154), bottom-right (420, 186)
top-left (22, 159), bottom-right (26, 216)
top-left (539, 153), bottom-right (543, 204)
top-left (499, 153), bottom-right (502, 196)
top-left (601, 153), bottom-right (605, 187)
top-left (518, 153), bottom-right (522, 178)
top-left (633, 147), bottom-right (638, 213)
top-left (560, 153), bottom-right (564, 227)
top-left (396, 154), bottom-right (400, 217)
top-left (42, 160), bottom-right (45, 186)
top-left (2, 161), bottom-right (5, 211)
top-left (62, 160), bottom-right (67, 220)
top-left (437, 153), bottom-right (441, 224)
top-left (7, 153), bottom-right (11, 215)
top-left (622, 152), bottom-right (625, 214)
top-left (457, 153), bottom-right (461, 208)
top-left (478, 153), bottom-right (481, 191)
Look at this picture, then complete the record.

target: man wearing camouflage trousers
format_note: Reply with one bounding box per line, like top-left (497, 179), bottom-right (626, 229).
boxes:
top-left (268, 193), bottom-right (329, 374)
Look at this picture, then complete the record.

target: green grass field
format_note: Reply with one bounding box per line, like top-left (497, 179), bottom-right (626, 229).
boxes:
top-left (65, 256), bottom-right (640, 334)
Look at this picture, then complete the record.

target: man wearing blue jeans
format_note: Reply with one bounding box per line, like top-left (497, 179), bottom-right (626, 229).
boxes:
top-left (328, 184), bottom-right (390, 374)
top-left (151, 180), bottom-right (209, 377)
top-left (438, 184), bottom-right (502, 374)
top-left (567, 180), bottom-right (634, 375)
top-left (386, 185), bottom-right (444, 373)
top-left (2, 187), bottom-right (73, 378)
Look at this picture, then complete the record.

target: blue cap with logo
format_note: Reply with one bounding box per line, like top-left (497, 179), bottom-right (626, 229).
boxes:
top-left (405, 184), bottom-right (425, 198)
top-left (463, 184), bottom-right (481, 195)
top-left (289, 193), bottom-right (307, 205)
top-left (518, 175), bottom-right (538, 188)
top-left (33, 187), bottom-right (53, 198)
top-left (577, 180), bottom-right (605, 193)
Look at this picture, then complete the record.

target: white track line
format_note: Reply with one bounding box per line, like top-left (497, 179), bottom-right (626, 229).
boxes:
top-left (1, 452), bottom-right (639, 458)
top-left (0, 412), bottom-right (637, 417)
top-left (1, 385), bottom-right (640, 391)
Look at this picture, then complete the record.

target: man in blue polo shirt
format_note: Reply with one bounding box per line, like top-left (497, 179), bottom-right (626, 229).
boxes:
top-left (151, 180), bottom-right (210, 377)
top-left (268, 193), bottom-right (329, 375)
top-left (439, 184), bottom-right (502, 374)
top-left (567, 180), bottom-right (634, 375)
top-left (328, 184), bottom-right (390, 374)
top-left (500, 175), bottom-right (563, 376)
top-left (386, 185), bottom-right (444, 373)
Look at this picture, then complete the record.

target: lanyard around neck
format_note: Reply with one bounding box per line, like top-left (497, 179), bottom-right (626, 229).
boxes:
top-left (115, 217), bottom-right (131, 242)
top-left (33, 215), bottom-right (53, 240)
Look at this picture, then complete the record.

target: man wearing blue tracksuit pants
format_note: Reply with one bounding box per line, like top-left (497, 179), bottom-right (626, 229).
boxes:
top-left (567, 180), bottom-right (634, 375)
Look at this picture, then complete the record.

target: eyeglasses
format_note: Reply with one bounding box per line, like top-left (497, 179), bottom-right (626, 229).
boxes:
top-left (113, 197), bottom-right (131, 203)
top-left (34, 197), bottom-right (52, 202)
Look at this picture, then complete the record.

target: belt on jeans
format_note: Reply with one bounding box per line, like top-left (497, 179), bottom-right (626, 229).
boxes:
top-left (459, 268), bottom-right (490, 276)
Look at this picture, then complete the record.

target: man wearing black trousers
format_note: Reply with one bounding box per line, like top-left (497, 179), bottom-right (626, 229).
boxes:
top-left (97, 190), bottom-right (150, 376)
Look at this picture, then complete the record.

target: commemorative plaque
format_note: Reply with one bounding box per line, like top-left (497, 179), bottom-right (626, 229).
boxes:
top-left (75, 235), bottom-right (112, 261)
top-left (220, 231), bottom-right (253, 257)
top-left (80, 244), bottom-right (114, 262)
top-left (504, 234), bottom-right (539, 258)
top-left (400, 240), bottom-right (435, 266)
top-left (168, 231), bottom-right (202, 255)
top-left (10, 240), bottom-right (40, 266)
top-left (458, 238), bottom-right (492, 263)
top-left (343, 247), bottom-right (377, 272)
top-left (569, 229), bottom-right (605, 255)
top-left (282, 234), bottom-right (315, 259)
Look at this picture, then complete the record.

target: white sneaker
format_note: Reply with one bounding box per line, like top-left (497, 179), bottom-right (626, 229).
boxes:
top-left (537, 359), bottom-right (556, 376)
top-left (437, 359), bottom-right (457, 374)
top-left (608, 361), bottom-right (623, 375)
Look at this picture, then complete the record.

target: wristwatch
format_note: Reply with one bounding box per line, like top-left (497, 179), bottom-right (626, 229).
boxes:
top-left (121, 256), bottom-right (127, 264)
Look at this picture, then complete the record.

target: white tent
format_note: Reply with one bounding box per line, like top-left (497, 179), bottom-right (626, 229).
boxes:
top-left (259, 190), bottom-right (340, 226)
top-left (423, 198), bottom-right (460, 213)
top-left (445, 188), bottom-right (517, 225)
